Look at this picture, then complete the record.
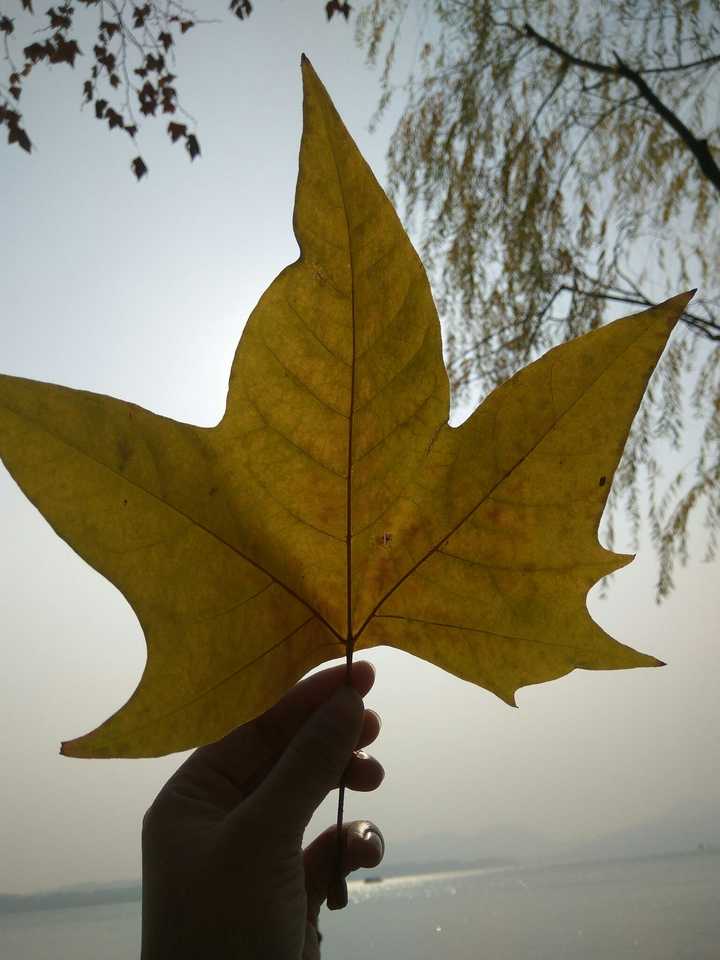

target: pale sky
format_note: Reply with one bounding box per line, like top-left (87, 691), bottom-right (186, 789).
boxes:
top-left (1, 4), bottom-right (718, 894)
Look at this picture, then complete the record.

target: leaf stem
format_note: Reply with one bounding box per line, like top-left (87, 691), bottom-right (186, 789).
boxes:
top-left (328, 637), bottom-right (354, 910)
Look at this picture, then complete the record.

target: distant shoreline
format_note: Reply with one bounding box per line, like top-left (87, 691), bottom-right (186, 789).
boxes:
top-left (0, 884), bottom-right (141, 916)
top-left (1, 846), bottom-right (716, 916)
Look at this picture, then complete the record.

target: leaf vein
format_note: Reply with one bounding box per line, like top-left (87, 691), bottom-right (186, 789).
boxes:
top-left (258, 328), bottom-right (349, 419)
top-left (120, 615), bottom-right (319, 736)
top-left (3, 401), bottom-right (343, 642)
top-left (374, 614), bottom-right (578, 650)
top-left (240, 394), bottom-right (347, 479)
top-left (438, 549), bottom-right (612, 574)
top-left (354, 320), bottom-right (432, 415)
top-left (284, 296), bottom-right (350, 367)
top-left (354, 382), bottom-right (438, 466)
top-left (355, 324), bottom-right (653, 639)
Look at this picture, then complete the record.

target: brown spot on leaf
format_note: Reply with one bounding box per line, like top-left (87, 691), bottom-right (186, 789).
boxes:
top-left (117, 438), bottom-right (132, 471)
top-left (598, 475), bottom-right (607, 487)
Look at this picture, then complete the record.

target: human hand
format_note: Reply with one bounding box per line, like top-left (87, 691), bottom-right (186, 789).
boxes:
top-left (141, 661), bottom-right (384, 959)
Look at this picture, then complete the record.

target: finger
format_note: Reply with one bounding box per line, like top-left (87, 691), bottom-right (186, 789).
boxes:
top-left (240, 684), bottom-right (364, 833)
top-left (304, 820), bottom-right (385, 923)
top-left (357, 709), bottom-right (381, 751)
top-left (177, 662), bottom-right (376, 807)
top-left (224, 707), bottom-right (382, 810)
top-left (344, 750), bottom-right (385, 792)
top-left (252, 660), bottom-right (374, 752)
top-left (204, 660), bottom-right (374, 772)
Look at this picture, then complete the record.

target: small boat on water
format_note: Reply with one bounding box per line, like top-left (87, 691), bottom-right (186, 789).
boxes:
top-left (363, 876), bottom-right (383, 883)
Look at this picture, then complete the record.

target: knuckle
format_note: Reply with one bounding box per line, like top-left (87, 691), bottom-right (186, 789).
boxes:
top-left (141, 790), bottom-right (171, 839)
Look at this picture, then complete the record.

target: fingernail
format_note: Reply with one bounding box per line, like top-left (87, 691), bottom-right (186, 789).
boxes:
top-left (367, 708), bottom-right (382, 732)
top-left (362, 827), bottom-right (384, 859)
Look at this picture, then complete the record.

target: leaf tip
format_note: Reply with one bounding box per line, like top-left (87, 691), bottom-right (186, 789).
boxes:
top-left (662, 288), bottom-right (697, 319)
top-left (677, 288), bottom-right (697, 308)
top-left (602, 551), bottom-right (635, 576)
top-left (300, 53), bottom-right (315, 75)
top-left (60, 736), bottom-right (86, 758)
top-left (300, 54), bottom-right (320, 84)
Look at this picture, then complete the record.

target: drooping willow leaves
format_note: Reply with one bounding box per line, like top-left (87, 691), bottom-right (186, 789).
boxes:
top-left (0, 57), bottom-right (694, 758)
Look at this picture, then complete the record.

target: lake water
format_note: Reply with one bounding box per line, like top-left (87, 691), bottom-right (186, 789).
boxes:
top-left (2, 851), bottom-right (718, 959)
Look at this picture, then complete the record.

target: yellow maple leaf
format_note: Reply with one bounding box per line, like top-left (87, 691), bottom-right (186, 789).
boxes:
top-left (0, 57), bottom-right (694, 758)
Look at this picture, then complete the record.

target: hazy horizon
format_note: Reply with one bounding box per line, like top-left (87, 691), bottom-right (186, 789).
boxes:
top-left (5, 838), bottom-right (719, 899)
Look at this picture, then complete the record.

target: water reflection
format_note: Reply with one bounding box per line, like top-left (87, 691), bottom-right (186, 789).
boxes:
top-left (347, 865), bottom-right (511, 904)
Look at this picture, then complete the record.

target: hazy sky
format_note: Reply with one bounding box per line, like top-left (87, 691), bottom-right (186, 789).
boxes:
top-left (1, 4), bottom-right (718, 894)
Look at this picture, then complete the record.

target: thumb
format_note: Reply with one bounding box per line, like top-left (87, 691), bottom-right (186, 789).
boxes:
top-left (244, 684), bottom-right (364, 834)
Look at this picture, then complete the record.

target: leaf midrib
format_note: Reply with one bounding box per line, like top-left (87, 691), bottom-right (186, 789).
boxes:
top-left (314, 85), bottom-right (357, 647)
